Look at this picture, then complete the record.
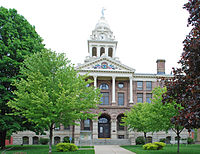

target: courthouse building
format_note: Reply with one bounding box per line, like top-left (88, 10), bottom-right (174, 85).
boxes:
top-left (12, 14), bottom-right (189, 145)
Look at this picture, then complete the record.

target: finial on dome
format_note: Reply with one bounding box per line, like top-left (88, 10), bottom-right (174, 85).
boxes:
top-left (101, 7), bottom-right (106, 17)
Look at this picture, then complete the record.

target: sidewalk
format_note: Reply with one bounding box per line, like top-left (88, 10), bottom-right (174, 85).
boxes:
top-left (94, 145), bottom-right (135, 154)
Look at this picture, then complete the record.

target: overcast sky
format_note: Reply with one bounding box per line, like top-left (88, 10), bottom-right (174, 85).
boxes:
top-left (1, 0), bottom-right (191, 74)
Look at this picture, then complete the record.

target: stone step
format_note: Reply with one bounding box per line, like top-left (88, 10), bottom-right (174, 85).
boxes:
top-left (79, 139), bottom-right (130, 146)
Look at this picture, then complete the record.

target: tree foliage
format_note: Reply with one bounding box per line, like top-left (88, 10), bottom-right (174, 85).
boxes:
top-left (8, 49), bottom-right (101, 153)
top-left (0, 6), bottom-right (45, 149)
top-left (123, 102), bottom-right (154, 143)
top-left (162, 0), bottom-right (200, 129)
top-left (151, 87), bottom-right (184, 153)
top-left (123, 87), bottom-right (184, 152)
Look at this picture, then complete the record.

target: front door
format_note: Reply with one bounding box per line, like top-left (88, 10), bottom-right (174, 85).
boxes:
top-left (98, 117), bottom-right (110, 138)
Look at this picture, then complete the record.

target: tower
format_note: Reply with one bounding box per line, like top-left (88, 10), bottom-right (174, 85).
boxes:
top-left (87, 13), bottom-right (118, 60)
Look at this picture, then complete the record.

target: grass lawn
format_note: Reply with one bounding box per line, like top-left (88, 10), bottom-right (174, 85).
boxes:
top-left (0, 145), bottom-right (95, 154)
top-left (121, 144), bottom-right (200, 154)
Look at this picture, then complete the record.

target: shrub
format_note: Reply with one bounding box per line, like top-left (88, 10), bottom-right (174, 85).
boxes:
top-left (154, 142), bottom-right (166, 150)
top-left (187, 137), bottom-right (194, 144)
top-left (143, 143), bottom-right (158, 150)
top-left (159, 138), bottom-right (166, 143)
top-left (143, 142), bottom-right (166, 150)
top-left (39, 138), bottom-right (49, 145)
top-left (63, 136), bottom-right (74, 143)
top-left (56, 143), bottom-right (78, 152)
top-left (136, 136), bottom-right (145, 145)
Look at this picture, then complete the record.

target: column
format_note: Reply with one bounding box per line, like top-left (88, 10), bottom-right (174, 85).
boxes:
top-left (113, 47), bottom-right (116, 58)
top-left (97, 46), bottom-right (100, 57)
top-left (111, 119), bottom-right (117, 139)
top-left (112, 76), bottom-right (116, 104)
top-left (93, 76), bottom-right (97, 88)
top-left (74, 122), bottom-right (80, 145)
top-left (29, 136), bottom-right (32, 145)
top-left (129, 77), bottom-right (133, 104)
top-left (89, 46), bottom-right (92, 57)
top-left (92, 120), bottom-right (98, 139)
top-left (105, 46), bottom-right (108, 56)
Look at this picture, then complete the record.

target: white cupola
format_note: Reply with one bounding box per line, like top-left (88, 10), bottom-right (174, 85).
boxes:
top-left (87, 9), bottom-right (118, 60)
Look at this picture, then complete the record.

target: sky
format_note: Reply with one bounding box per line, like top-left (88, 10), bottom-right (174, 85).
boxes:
top-left (1, 0), bottom-right (191, 74)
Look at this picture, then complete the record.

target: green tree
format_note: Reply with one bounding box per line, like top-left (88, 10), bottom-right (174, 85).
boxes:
top-left (0, 7), bottom-right (44, 149)
top-left (151, 87), bottom-right (184, 153)
top-left (8, 50), bottom-right (101, 153)
top-left (123, 87), bottom-right (184, 152)
top-left (123, 102), bottom-right (154, 143)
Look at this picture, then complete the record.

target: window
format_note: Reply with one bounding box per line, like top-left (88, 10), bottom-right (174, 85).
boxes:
top-left (100, 92), bottom-right (109, 105)
top-left (166, 136), bottom-right (171, 144)
top-left (118, 83), bottom-right (124, 88)
top-left (118, 135), bottom-right (125, 139)
top-left (146, 93), bottom-right (152, 103)
top-left (98, 117), bottom-right (108, 123)
top-left (64, 125), bottom-right (70, 130)
top-left (100, 47), bottom-right (105, 56)
top-left (92, 47), bottom-right (97, 56)
top-left (22, 136), bottom-right (29, 145)
top-left (86, 83), bottom-right (90, 87)
top-left (146, 81), bottom-right (152, 90)
top-left (54, 127), bottom-right (60, 131)
top-left (137, 93), bottom-right (143, 103)
top-left (117, 114), bottom-right (125, 131)
top-left (54, 125), bottom-right (60, 131)
top-left (137, 81), bottom-right (143, 90)
top-left (32, 136), bottom-right (39, 144)
top-left (84, 119), bottom-right (91, 130)
top-left (54, 136), bottom-right (61, 145)
top-left (108, 48), bottom-right (113, 57)
top-left (118, 93), bottom-right (124, 106)
top-left (147, 136), bottom-right (152, 143)
top-left (99, 83), bottom-right (109, 89)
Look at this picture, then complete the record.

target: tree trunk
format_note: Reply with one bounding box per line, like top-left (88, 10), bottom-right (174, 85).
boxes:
top-left (72, 125), bottom-right (75, 140)
top-left (0, 130), bottom-right (6, 150)
top-left (49, 124), bottom-right (53, 154)
top-left (144, 132), bottom-right (147, 144)
top-left (176, 126), bottom-right (180, 154)
top-left (177, 131), bottom-right (180, 154)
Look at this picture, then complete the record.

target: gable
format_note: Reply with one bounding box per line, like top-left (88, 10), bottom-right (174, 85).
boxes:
top-left (76, 56), bottom-right (135, 73)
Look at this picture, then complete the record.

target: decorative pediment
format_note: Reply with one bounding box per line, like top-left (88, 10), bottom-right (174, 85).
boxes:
top-left (76, 56), bottom-right (135, 73)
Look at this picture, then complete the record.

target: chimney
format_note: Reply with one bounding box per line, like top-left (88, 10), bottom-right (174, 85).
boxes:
top-left (156, 59), bottom-right (165, 74)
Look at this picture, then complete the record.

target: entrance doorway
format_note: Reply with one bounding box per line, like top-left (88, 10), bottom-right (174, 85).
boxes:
top-left (98, 114), bottom-right (111, 138)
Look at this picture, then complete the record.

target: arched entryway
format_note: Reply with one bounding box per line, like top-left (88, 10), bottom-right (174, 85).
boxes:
top-left (98, 114), bottom-right (111, 138)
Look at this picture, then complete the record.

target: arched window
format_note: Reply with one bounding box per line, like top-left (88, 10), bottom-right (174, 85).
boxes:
top-left (147, 136), bottom-right (152, 143)
top-left (22, 136), bottom-right (29, 145)
top-left (166, 136), bottom-right (171, 144)
top-left (92, 47), bottom-right (97, 56)
top-left (100, 47), bottom-right (105, 56)
top-left (32, 136), bottom-right (39, 144)
top-left (108, 48), bottom-right (113, 57)
top-left (117, 114), bottom-right (125, 131)
top-left (54, 136), bottom-right (60, 145)
top-left (99, 83), bottom-right (109, 90)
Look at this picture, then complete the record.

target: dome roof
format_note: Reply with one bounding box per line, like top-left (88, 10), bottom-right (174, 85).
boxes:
top-left (95, 16), bottom-right (110, 30)
top-left (90, 15), bottom-right (115, 41)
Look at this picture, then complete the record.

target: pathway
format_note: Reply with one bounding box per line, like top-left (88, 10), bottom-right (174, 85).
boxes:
top-left (94, 145), bottom-right (135, 154)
